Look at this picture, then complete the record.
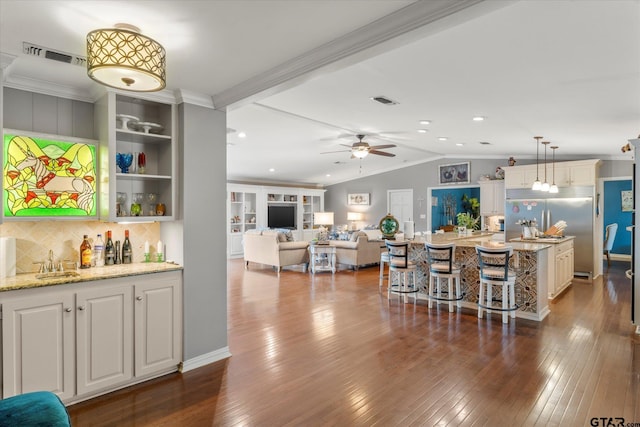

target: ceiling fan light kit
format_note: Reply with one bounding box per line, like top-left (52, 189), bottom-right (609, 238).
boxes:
top-left (86, 23), bottom-right (166, 92)
top-left (321, 134), bottom-right (396, 159)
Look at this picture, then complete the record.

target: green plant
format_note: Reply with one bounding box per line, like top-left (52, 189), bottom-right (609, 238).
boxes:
top-left (456, 212), bottom-right (480, 230)
top-left (461, 194), bottom-right (480, 218)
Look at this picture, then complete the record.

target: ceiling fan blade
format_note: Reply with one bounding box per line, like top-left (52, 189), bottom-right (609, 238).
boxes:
top-left (369, 150), bottom-right (396, 157)
top-left (368, 144), bottom-right (396, 150)
top-left (320, 149), bottom-right (351, 154)
top-left (339, 144), bottom-right (354, 149)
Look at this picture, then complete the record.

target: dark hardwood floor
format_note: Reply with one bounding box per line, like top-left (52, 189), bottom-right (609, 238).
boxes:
top-left (68, 260), bottom-right (640, 426)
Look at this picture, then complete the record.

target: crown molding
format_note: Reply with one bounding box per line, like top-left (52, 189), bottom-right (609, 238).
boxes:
top-left (174, 89), bottom-right (215, 109)
top-left (212, 0), bottom-right (509, 110)
top-left (0, 53), bottom-right (17, 70)
top-left (3, 74), bottom-right (95, 103)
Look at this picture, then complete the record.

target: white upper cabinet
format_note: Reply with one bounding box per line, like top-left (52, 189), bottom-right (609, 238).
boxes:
top-left (479, 180), bottom-right (505, 215)
top-left (505, 160), bottom-right (599, 189)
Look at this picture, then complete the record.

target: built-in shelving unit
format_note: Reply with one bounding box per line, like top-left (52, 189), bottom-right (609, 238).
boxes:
top-left (227, 184), bottom-right (325, 257)
top-left (95, 92), bottom-right (177, 222)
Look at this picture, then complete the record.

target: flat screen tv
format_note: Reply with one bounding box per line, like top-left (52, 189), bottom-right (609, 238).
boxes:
top-left (268, 205), bottom-right (296, 229)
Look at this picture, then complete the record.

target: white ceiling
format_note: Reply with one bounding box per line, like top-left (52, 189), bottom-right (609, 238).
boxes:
top-left (1, 1), bottom-right (639, 187)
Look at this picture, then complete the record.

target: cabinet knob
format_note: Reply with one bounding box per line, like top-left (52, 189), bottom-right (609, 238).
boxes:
top-left (65, 308), bottom-right (72, 313)
top-left (78, 305), bottom-right (85, 311)
top-left (136, 296), bottom-right (143, 301)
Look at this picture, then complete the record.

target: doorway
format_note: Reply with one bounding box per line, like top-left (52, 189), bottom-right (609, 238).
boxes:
top-left (387, 189), bottom-right (413, 225)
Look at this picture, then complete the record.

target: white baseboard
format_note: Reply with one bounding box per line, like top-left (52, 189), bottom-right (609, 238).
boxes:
top-left (181, 347), bottom-right (232, 372)
top-left (606, 253), bottom-right (632, 261)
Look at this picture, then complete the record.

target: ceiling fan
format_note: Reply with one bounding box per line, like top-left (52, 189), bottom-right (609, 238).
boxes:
top-left (321, 135), bottom-right (396, 159)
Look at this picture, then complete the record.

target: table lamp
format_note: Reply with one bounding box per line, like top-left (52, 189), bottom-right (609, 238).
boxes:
top-left (347, 212), bottom-right (363, 230)
top-left (314, 212), bottom-right (334, 242)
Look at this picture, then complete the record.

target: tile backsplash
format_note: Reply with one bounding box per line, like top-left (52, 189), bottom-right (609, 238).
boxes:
top-left (0, 221), bottom-right (161, 273)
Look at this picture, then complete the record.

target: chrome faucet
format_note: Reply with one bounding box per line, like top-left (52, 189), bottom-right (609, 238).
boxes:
top-left (47, 249), bottom-right (55, 273)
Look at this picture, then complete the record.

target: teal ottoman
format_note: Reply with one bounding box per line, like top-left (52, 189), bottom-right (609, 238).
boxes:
top-left (0, 391), bottom-right (71, 426)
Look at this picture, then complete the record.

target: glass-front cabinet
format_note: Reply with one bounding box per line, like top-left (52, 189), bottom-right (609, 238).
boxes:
top-left (95, 91), bottom-right (177, 222)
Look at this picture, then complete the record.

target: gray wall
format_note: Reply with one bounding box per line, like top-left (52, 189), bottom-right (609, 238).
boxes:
top-left (325, 157), bottom-right (634, 231)
top-left (179, 103), bottom-right (228, 359)
top-left (325, 158), bottom-right (506, 231)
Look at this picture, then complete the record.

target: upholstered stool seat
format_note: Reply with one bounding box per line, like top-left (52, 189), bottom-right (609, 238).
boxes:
top-left (385, 240), bottom-right (418, 304)
top-left (425, 242), bottom-right (462, 312)
top-left (476, 245), bottom-right (518, 323)
top-left (0, 391), bottom-right (71, 426)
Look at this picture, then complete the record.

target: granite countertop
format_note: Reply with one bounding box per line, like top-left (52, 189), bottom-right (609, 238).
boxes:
top-left (0, 262), bottom-right (183, 292)
top-left (509, 236), bottom-right (575, 244)
top-left (407, 232), bottom-right (552, 252)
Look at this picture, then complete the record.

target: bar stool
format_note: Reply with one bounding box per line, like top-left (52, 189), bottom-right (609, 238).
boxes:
top-left (425, 242), bottom-right (462, 312)
top-left (379, 250), bottom-right (390, 290)
top-left (385, 240), bottom-right (418, 304)
top-left (475, 245), bottom-right (517, 323)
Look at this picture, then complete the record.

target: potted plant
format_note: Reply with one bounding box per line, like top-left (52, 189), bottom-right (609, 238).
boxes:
top-left (456, 212), bottom-right (480, 233)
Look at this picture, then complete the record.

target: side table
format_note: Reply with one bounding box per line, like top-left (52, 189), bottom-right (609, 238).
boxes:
top-left (309, 244), bottom-right (336, 274)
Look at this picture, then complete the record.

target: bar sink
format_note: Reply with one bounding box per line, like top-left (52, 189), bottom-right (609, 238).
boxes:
top-left (36, 271), bottom-right (80, 280)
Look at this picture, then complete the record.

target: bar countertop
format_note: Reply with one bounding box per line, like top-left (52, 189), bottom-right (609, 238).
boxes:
top-left (407, 232), bottom-right (552, 252)
top-left (0, 262), bottom-right (183, 292)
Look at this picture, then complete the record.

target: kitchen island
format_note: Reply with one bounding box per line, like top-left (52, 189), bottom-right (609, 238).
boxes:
top-left (400, 232), bottom-right (552, 321)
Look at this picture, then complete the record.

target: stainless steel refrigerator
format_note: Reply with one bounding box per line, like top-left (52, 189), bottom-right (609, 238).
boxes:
top-left (505, 186), bottom-right (595, 278)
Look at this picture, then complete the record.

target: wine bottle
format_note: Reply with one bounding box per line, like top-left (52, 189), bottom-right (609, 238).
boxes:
top-left (105, 230), bottom-right (115, 265)
top-left (80, 235), bottom-right (92, 269)
top-left (122, 230), bottom-right (132, 264)
top-left (94, 233), bottom-right (104, 267)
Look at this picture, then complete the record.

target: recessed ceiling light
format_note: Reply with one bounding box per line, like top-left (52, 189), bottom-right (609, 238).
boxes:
top-left (326, 174), bottom-right (331, 177)
top-left (419, 120), bottom-right (431, 125)
top-left (473, 116), bottom-right (485, 122)
top-left (479, 141), bottom-right (491, 145)
top-left (456, 143), bottom-right (464, 147)
top-left (417, 129), bottom-right (428, 134)
top-left (438, 137), bottom-right (448, 141)
top-left (238, 132), bottom-right (247, 138)
top-left (269, 168), bottom-right (275, 172)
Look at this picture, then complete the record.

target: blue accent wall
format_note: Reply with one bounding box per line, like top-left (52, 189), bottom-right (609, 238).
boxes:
top-left (603, 179), bottom-right (632, 255)
top-left (432, 187), bottom-right (480, 230)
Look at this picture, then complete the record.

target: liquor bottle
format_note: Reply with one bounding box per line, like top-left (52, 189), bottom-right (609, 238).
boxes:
top-left (80, 235), bottom-right (92, 269)
top-left (105, 230), bottom-right (115, 265)
top-left (122, 230), bottom-right (132, 264)
top-left (115, 240), bottom-right (121, 264)
top-left (94, 233), bottom-right (105, 267)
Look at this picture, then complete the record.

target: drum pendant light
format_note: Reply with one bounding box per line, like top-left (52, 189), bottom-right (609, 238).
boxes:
top-left (531, 136), bottom-right (543, 190)
top-left (87, 23), bottom-right (166, 92)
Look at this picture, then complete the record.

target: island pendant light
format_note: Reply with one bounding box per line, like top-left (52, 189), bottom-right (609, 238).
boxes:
top-left (86, 23), bottom-right (166, 92)
top-left (549, 146), bottom-right (559, 193)
top-left (531, 136), bottom-right (543, 190)
top-left (540, 141), bottom-right (550, 192)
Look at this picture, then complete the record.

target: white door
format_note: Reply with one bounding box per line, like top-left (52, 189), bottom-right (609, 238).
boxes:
top-left (388, 189), bottom-right (413, 224)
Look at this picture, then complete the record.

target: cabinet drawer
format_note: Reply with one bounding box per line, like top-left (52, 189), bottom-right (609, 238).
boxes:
top-left (555, 240), bottom-right (574, 254)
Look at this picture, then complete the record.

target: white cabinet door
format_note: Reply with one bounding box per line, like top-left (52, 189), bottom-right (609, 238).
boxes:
top-left (134, 274), bottom-right (182, 378)
top-left (76, 286), bottom-right (133, 395)
top-left (480, 181), bottom-right (505, 215)
top-left (229, 234), bottom-right (244, 257)
top-left (2, 293), bottom-right (75, 400)
top-left (569, 164), bottom-right (595, 186)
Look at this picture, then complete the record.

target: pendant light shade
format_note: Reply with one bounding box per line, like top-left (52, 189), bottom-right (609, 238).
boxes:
top-left (87, 24), bottom-right (166, 92)
top-left (531, 136), bottom-right (543, 190)
top-left (540, 141), bottom-right (550, 192)
top-left (549, 145), bottom-right (559, 193)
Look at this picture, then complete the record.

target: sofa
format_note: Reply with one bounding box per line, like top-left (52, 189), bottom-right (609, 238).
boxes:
top-left (330, 230), bottom-right (386, 270)
top-left (243, 229), bottom-right (309, 276)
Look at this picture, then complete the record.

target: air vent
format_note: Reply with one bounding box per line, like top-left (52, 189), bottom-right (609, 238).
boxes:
top-left (23, 42), bottom-right (86, 67)
top-left (371, 96), bottom-right (398, 106)
top-left (479, 141), bottom-right (491, 145)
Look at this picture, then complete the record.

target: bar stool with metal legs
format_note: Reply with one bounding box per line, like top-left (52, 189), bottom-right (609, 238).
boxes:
top-left (385, 240), bottom-right (418, 304)
top-left (475, 245), bottom-right (517, 323)
top-left (425, 242), bottom-right (462, 312)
